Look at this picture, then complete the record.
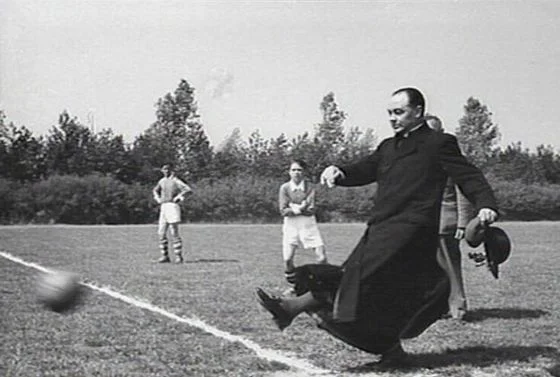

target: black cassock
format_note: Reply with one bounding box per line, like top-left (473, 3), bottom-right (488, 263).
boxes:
top-left (294, 123), bottom-right (498, 354)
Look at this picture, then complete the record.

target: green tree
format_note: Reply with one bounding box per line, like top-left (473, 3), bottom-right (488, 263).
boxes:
top-left (209, 128), bottom-right (247, 178)
top-left (289, 92), bottom-right (348, 180)
top-left (0, 111), bottom-right (10, 178)
top-left (131, 131), bottom-right (176, 183)
top-left (455, 97), bottom-right (500, 169)
top-left (183, 119), bottom-right (213, 180)
top-left (0, 111), bottom-right (45, 181)
top-left (133, 79), bottom-right (213, 181)
top-left (243, 130), bottom-right (291, 179)
top-left (338, 126), bottom-right (378, 165)
top-left (266, 133), bottom-right (290, 179)
top-left (245, 129), bottom-right (270, 176)
top-left (534, 144), bottom-right (560, 184)
top-left (488, 141), bottom-right (560, 185)
top-left (313, 92), bottom-right (347, 169)
top-left (289, 131), bottom-right (320, 178)
top-left (317, 92), bottom-right (346, 144)
top-left (89, 128), bottom-right (135, 183)
top-left (44, 111), bottom-right (95, 176)
top-left (490, 143), bottom-right (544, 183)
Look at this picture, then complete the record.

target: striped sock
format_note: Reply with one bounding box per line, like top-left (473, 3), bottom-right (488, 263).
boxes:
top-left (159, 239), bottom-right (169, 256)
top-left (172, 240), bottom-right (182, 256)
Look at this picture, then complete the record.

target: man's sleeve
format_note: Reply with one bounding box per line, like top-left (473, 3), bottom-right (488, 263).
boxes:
top-left (176, 178), bottom-right (192, 194)
top-left (438, 134), bottom-right (498, 212)
top-left (279, 184), bottom-right (291, 215)
top-left (455, 184), bottom-right (475, 228)
top-left (302, 187), bottom-right (316, 216)
top-left (153, 180), bottom-right (161, 195)
top-left (337, 141), bottom-right (384, 187)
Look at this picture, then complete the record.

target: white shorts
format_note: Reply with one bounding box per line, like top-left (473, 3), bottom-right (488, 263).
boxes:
top-left (283, 215), bottom-right (324, 249)
top-left (159, 203), bottom-right (181, 224)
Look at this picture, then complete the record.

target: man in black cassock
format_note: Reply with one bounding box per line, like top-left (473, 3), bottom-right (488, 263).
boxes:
top-left (256, 87), bottom-right (499, 364)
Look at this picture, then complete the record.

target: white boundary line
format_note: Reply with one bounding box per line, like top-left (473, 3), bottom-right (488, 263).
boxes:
top-left (0, 250), bottom-right (332, 376)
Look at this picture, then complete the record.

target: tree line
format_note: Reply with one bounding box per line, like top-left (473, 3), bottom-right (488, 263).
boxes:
top-left (1, 79), bottom-right (559, 224)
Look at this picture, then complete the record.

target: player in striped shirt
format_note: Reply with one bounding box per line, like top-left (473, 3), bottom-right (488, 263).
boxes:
top-left (152, 164), bottom-right (192, 263)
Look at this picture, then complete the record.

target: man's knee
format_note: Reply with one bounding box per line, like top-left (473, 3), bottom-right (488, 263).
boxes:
top-left (171, 234), bottom-right (182, 244)
top-left (282, 243), bottom-right (297, 260)
top-left (169, 222), bottom-right (179, 232)
top-left (158, 222), bottom-right (168, 236)
top-left (314, 245), bottom-right (327, 262)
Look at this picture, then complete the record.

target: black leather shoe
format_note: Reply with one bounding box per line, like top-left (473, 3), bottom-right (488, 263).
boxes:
top-left (378, 342), bottom-right (409, 367)
top-left (256, 288), bottom-right (294, 331)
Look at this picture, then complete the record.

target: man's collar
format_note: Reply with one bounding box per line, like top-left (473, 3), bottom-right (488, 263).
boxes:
top-left (290, 180), bottom-right (305, 191)
top-left (396, 121), bottom-right (425, 138)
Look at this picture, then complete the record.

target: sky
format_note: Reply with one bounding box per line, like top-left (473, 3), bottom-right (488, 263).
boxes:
top-left (1, 0), bottom-right (559, 151)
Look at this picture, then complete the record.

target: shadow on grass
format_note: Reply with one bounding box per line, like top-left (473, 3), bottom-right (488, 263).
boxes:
top-left (463, 307), bottom-right (549, 322)
top-left (185, 258), bottom-right (239, 263)
top-left (346, 345), bottom-right (559, 373)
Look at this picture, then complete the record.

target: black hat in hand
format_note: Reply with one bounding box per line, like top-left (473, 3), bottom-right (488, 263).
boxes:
top-left (465, 217), bottom-right (512, 279)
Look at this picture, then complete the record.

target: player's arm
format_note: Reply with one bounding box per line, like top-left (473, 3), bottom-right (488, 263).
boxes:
top-left (455, 184), bottom-right (475, 239)
top-left (456, 184), bottom-right (475, 227)
top-left (279, 184), bottom-right (295, 216)
top-left (336, 141), bottom-right (385, 187)
top-left (153, 182), bottom-right (162, 204)
top-left (300, 188), bottom-right (316, 216)
top-left (173, 179), bottom-right (192, 203)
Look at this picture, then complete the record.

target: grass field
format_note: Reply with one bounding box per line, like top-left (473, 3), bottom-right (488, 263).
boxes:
top-left (1, 222), bottom-right (559, 377)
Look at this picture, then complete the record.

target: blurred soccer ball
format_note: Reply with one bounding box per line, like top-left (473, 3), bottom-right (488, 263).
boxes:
top-left (36, 270), bottom-right (82, 312)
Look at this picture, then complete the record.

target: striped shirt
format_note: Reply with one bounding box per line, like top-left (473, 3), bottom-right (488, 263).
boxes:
top-left (154, 176), bottom-right (191, 203)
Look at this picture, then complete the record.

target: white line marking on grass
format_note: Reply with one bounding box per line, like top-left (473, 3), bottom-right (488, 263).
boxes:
top-left (0, 251), bottom-right (332, 376)
top-left (0, 251), bottom-right (51, 273)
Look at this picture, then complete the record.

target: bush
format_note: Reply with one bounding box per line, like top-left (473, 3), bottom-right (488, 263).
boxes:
top-left (0, 174), bottom-right (558, 224)
top-left (312, 184), bottom-right (373, 222)
top-left (8, 174), bottom-right (155, 224)
top-left (0, 178), bottom-right (18, 223)
top-left (184, 175), bottom-right (279, 223)
top-left (182, 175), bottom-right (377, 223)
top-left (491, 179), bottom-right (560, 220)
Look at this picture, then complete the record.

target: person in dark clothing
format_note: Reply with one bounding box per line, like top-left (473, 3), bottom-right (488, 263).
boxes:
top-left (256, 87), bottom-right (499, 364)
